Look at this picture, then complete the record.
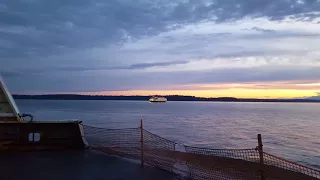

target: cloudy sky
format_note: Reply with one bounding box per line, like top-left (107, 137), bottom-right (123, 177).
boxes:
top-left (1, 0), bottom-right (320, 98)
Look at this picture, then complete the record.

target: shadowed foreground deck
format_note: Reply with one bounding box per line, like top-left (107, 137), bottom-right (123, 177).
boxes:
top-left (0, 150), bottom-right (178, 180)
top-left (0, 121), bottom-right (319, 180)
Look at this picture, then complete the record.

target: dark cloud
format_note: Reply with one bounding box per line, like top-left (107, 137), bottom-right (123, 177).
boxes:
top-left (167, 66), bottom-right (320, 86)
top-left (1, 0), bottom-right (320, 93)
top-left (201, 50), bottom-right (308, 59)
top-left (0, 0), bottom-right (319, 58)
top-left (251, 27), bottom-right (276, 33)
top-left (1, 60), bottom-right (189, 78)
top-left (3, 65), bottom-right (320, 92)
top-left (246, 26), bottom-right (320, 39)
top-left (128, 60), bottom-right (189, 69)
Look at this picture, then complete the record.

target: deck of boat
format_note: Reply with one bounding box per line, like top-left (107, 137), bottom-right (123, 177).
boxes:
top-left (0, 150), bottom-right (178, 180)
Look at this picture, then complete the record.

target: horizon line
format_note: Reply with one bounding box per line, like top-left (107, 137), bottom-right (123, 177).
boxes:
top-left (12, 94), bottom-right (313, 100)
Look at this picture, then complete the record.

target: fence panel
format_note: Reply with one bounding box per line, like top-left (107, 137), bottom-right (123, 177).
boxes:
top-left (83, 125), bottom-right (141, 159)
top-left (185, 146), bottom-right (261, 180)
top-left (143, 129), bottom-right (176, 172)
top-left (82, 125), bottom-right (320, 180)
top-left (262, 152), bottom-right (320, 180)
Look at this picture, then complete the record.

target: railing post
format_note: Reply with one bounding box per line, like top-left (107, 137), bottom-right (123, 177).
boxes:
top-left (140, 119), bottom-right (144, 168)
top-left (258, 134), bottom-right (265, 180)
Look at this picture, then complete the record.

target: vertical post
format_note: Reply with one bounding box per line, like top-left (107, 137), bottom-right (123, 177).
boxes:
top-left (140, 119), bottom-right (144, 168)
top-left (258, 134), bottom-right (265, 180)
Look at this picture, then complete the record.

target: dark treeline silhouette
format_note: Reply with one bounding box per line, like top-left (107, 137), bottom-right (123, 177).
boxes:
top-left (13, 94), bottom-right (320, 103)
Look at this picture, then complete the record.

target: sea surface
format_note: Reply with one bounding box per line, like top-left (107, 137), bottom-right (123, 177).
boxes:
top-left (16, 100), bottom-right (320, 169)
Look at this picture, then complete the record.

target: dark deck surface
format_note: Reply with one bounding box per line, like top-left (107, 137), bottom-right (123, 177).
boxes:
top-left (0, 150), bottom-right (178, 180)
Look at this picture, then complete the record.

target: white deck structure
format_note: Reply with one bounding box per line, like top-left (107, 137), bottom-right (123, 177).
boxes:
top-left (0, 75), bottom-right (23, 122)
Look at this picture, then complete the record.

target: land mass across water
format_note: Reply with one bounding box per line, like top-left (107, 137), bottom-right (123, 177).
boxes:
top-left (13, 94), bottom-right (320, 103)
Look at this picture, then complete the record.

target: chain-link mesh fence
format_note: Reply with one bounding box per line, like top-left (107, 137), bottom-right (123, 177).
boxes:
top-left (262, 152), bottom-right (320, 180)
top-left (82, 124), bottom-right (320, 180)
top-left (143, 129), bottom-right (176, 172)
top-left (83, 125), bottom-right (141, 159)
top-left (184, 146), bottom-right (261, 179)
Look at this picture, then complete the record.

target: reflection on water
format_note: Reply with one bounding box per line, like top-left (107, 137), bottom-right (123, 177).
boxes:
top-left (16, 100), bottom-right (320, 168)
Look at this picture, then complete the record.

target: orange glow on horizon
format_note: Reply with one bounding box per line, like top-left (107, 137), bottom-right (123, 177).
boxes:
top-left (78, 81), bottom-right (320, 99)
top-left (80, 89), bottom-right (318, 99)
top-left (16, 81), bottom-right (319, 99)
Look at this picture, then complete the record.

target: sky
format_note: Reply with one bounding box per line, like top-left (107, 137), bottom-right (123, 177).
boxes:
top-left (1, 0), bottom-right (320, 98)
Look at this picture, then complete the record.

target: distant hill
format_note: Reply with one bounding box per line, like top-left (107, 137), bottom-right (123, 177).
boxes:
top-left (307, 93), bottom-right (320, 100)
top-left (12, 94), bottom-right (320, 103)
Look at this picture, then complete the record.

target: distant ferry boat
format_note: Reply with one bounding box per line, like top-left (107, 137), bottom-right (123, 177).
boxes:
top-left (149, 96), bottom-right (167, 102)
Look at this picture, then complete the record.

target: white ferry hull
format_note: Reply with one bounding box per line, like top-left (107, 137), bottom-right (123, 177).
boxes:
top-left (149, 97), bottom-right (167, 102)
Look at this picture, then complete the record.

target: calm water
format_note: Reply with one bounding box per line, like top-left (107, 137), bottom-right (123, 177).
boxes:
top-left (16, 100), bottom-right (320, 169)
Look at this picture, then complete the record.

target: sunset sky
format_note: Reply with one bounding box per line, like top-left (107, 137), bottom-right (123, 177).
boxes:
top-left (1, 0), bottom-right (320, 98)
